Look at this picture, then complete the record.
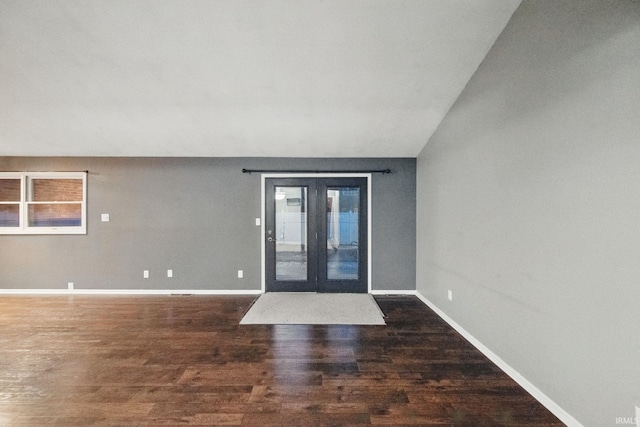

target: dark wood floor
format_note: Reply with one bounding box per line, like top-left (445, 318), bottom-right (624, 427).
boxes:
top-left (0, 295), bottom-right (563, 426)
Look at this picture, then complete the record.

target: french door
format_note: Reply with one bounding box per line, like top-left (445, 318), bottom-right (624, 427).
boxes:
top-left (265, 177), bottom-right (368, 293)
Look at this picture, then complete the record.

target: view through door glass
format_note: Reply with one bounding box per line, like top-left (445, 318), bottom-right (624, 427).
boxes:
top-left (275, 186), bottom-right (308, 281)
top-left (326, 186), bottom-right (360, 281)
top-left (265, 177), bottom-right (367, 293)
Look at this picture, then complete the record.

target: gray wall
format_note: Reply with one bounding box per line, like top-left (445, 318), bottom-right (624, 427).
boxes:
top-left (416, 1), bottom-right (640, 426)
top-left (1, 157), bottom-right (415, 292)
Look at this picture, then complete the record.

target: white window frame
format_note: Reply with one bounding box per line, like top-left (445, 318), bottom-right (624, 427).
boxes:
top-left (0, 171), bottom-right (87, 235)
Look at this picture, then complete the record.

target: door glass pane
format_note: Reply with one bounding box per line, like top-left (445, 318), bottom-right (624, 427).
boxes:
top-left (275, 186), bottom-right (308, 281)
top-left (326, 187), bottom-right (359, 280)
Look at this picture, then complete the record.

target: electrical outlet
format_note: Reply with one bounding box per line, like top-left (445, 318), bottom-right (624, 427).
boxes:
top-left (167, 269), bottom-right (173, 278)
top-left (68, 282), bottom-right (74, 290)
top-left (237, 270), bottom-right (244, 279)
top-left (143, 270), bottom-right (149, 279)
top-left (448, 290), bottom-right (453, 301)
top-left (101, 213), bottom-right (110, 222)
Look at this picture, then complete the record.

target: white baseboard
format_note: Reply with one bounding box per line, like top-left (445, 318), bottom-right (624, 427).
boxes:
top-left (414, 291), bottom-right (582, 427)
top-left (370, 289), bottom-right (417, 295)
top-left (0, 289), bottom-right (263, 295)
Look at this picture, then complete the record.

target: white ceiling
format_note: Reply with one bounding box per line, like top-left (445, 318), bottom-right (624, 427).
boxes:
top-left (0, 0), bottom-right (520, 158)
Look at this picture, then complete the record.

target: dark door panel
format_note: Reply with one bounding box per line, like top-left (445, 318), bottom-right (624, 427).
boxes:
top-left (317, 178), bottom-right (368, 293)
top-left (265, 179), bottom-right (318, 292)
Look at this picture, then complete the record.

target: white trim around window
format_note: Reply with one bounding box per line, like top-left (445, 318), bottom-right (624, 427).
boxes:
top-left (0, 171), bottom-right (87, 235)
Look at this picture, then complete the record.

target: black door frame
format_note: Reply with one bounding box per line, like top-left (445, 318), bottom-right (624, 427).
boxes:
top-left (261, 174), bottom-right (371, 293)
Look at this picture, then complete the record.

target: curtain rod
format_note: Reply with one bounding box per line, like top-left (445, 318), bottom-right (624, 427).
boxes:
top-left (242, 168), bottom-right (391, 175)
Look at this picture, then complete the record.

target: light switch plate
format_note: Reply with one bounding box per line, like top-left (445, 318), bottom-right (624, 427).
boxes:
top-left (101, 213), bottom-right (110, 222)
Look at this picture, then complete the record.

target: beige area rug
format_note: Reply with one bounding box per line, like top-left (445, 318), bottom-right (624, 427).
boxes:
top-left (239, 293), bottom-right (386, 325)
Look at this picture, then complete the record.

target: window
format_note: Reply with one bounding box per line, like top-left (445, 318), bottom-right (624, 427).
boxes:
top-left (0, 172), bottom-right (87, 234)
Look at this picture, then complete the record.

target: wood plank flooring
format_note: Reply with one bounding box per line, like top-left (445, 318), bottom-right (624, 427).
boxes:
top-left (0, 295), bottom-right (564, 426)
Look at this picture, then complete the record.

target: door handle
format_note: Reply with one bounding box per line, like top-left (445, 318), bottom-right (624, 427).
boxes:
top-left (267, 237), bottom-right (277, 242)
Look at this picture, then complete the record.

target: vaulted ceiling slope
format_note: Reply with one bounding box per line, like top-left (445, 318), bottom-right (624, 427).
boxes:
top-left (0, 0), bottom-right (520, 158)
